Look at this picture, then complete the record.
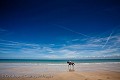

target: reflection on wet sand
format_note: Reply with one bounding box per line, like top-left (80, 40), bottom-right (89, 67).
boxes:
top-left (68, 65), bottom-right (75, 72)
top-left (69, 68), bottom-right (75, 72)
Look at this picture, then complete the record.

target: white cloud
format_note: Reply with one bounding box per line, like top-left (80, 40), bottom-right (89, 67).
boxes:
top-left (0, 33), bottom-right (120, 59)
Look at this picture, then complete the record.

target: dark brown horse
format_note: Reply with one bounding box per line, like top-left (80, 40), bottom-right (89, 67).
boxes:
top-left (67, 61), bottom-right (75, 66)
top-left (67, 61), bottom-right (75, 71)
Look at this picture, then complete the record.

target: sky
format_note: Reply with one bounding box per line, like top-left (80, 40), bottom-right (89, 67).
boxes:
top-left (0, 0), bottom-right (120, 59)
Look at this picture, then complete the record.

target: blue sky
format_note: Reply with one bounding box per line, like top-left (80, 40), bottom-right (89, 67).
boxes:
top-left (0, 0), bottom-right (120, 59)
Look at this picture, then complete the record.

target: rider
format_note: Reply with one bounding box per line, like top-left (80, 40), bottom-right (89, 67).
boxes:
top-left (69, 61), bottom-right (71, 63)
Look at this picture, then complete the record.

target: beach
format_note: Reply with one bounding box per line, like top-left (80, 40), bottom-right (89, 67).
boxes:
top-left (0, 62), bottom-right (120, 80)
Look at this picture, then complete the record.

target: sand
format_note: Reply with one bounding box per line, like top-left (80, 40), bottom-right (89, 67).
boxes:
top-left (0, 62), bottom-right (120, 80)
top-left (0, 71), bottom-right (120, 80)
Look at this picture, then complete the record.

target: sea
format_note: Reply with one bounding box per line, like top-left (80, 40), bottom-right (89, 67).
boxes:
top-left (0, 59), bottom-right (120, 63)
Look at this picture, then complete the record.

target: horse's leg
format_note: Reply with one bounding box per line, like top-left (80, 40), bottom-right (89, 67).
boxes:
top-left (70, 64), bottom-right (71, 69)
top-left (68, 64), bottom-right (69, 69)
top-left (72, 65), bottom-right (74, 70)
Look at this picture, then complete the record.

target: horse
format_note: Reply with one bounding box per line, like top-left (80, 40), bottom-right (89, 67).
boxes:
top-left (67, 61), bottom-right (75, 67)
top-left (67, 61), bottom-right (75, 71)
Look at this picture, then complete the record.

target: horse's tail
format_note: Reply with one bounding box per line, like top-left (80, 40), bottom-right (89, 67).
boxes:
top-left (72, 63), bottom-right (75, 66)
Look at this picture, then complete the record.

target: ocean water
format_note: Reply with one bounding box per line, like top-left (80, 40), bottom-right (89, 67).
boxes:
top-left (0, 59), bottom-right (120, 63)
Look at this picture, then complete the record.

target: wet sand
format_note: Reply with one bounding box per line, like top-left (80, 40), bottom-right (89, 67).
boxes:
top-left (0, 62), bottom-right (120, 80)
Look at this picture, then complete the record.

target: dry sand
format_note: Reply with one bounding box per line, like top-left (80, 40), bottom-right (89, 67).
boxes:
top-left (0, 71), bottom-right (120, 80)
top-left (0, 62), bottom-right (120, 80)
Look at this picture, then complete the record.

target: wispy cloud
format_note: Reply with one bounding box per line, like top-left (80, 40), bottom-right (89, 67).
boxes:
top-left (0, 28), bottom-right (7, 32)
top-left (102, 30), bottom-right (114, 48)
top-left (0, 32), bottom-right (120, 59)
top-left (54, 24), bottom-right (90, 37)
